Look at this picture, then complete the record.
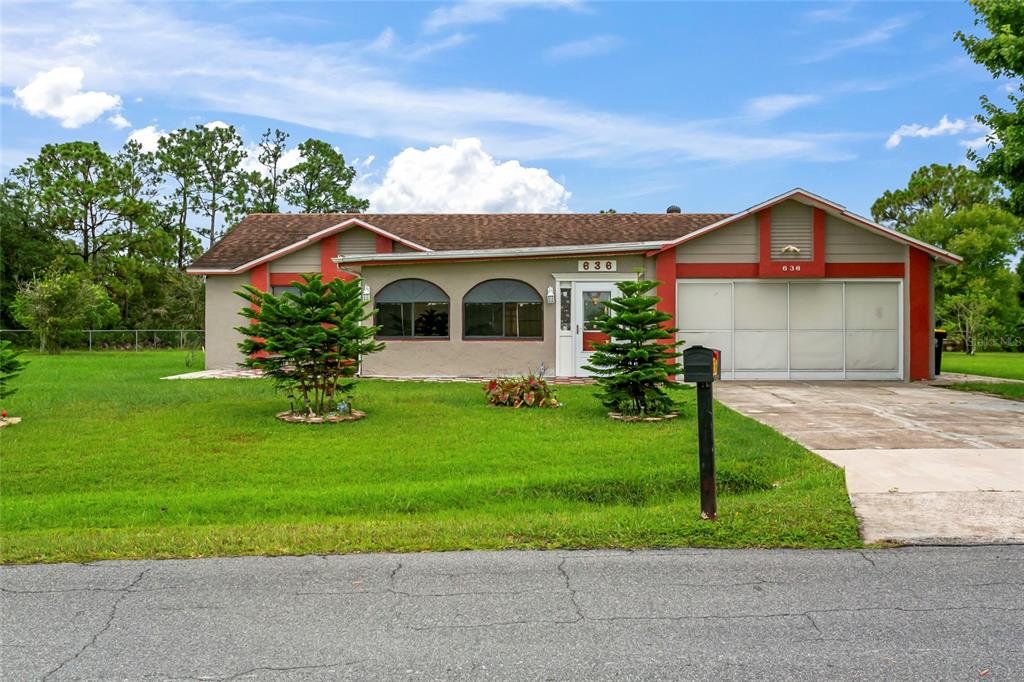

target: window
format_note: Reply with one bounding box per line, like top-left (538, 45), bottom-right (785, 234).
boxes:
top-left (464, 279), bottom-right (543, 339)
top-left (271, 285), bottom-right (301, 297)
top-left (375, 279), bottom-right (449, 338)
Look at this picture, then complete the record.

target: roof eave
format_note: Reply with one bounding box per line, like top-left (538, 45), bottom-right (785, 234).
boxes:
top-left (334, 240), bottom-right (669, 265)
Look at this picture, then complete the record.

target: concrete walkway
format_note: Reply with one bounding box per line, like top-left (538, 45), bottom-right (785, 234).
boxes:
top-left (3, 548), bottom-right (1022, 680)
top-left (714, 381), bottom-right (1024, 544)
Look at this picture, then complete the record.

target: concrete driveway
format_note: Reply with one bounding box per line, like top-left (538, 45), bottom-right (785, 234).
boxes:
top-left (714, 382), bottom-right (1024, 544)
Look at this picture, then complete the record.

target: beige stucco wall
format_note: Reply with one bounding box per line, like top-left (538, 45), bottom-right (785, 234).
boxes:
top-left (204, 273), bottom-right (249, 369)
top-left (358, 255), bottom-right (651, 377)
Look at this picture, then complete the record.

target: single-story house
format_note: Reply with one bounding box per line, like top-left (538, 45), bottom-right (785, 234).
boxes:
top-left (188, 188), bottom-right (960, 381)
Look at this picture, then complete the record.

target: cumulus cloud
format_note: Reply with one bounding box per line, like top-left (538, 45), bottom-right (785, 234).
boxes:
top-left (545, 35), bottom-right (622, 61)
top-left (367, 138), bottom-right (570, 213)
top-left (108, 112), bottom-right (131, 129)
top-left (126, 125), bottom-right (167, 152)
top-left (13, 66), bottom-right (122, 128)
top-left (204, 120), bottom-right (231, 130)
top-left (885, 115), bottom-right (985, 149)
top-left (744, 94), bottom-right (821, 120)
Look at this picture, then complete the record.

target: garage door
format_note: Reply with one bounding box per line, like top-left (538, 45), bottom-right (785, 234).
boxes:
top-left (677, 280), bottom-right (902, 380)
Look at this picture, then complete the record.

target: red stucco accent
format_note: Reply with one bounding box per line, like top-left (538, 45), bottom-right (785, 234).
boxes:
top-left (824, 262), bottom-right (905, 278)
top-left (249, 263), bottom-right (269, 292)
top-left (375, 235), bottom-right (394, 253)
top-left (320, 236), bottom-right (342, 281)
top-left (756, 206), bottom-right (826, 278)
top-left (655, 249), bottom-right (677, 368)
top-left (908, 248), bottom-right (932, 381)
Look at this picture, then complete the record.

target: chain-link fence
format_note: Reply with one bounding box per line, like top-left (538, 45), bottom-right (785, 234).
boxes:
top-left (0, 329), bottom-right (204, 351)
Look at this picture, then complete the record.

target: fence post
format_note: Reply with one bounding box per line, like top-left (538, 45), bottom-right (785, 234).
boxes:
top-left (88, 330), bottom-right (93, 352)
top-left (135, 330), bottom-right (139, 351)
top-left (180, 330), bottom-right (184, 349)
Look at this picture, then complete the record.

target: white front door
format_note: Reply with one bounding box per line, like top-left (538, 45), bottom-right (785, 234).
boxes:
top-left (573, 283), bottom-right (618, 376)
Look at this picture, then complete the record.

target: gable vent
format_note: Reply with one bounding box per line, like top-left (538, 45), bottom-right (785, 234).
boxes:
top-left (337, 227), bottom-right (377, 256)
top-left (771, 202), bottom-right (813, 261)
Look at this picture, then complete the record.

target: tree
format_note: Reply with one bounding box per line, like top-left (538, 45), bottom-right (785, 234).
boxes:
top-left (0, 340), bottom-right (27, 404)
top-left (12, 268), bottom-right (118, 353)
top-left (253, 128), bottom-right (289, 212)
top-left (31, 142), bottom-right (127, 264)
top-left (112, 141), bottom-right (161, 260)
top-left (191, 124), bottom-right (245, 247)
top-left (282, 139), bottom-right (368, 213)
top-left (582, 278), bottom-right (683, 417)
top-left (0, 172), bottom-right (66, 327)
top-left (871, 164), bottom-right (1001, 232)
top-left (235, 274), bottom-right (384, 419)
top-left (908, 204), bottom-right (1022, 352)
top-left (156, 127), bottom-right (204, 270)
top-left (956, 0), bottom-right (1024, 215)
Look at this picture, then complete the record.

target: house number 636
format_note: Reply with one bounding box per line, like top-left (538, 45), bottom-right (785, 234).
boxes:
top-left (781, 264), bottom-right (802, 272)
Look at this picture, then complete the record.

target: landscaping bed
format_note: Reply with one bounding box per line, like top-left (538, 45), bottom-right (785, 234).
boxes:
top-left (0, 352), bottom-right (860, 563)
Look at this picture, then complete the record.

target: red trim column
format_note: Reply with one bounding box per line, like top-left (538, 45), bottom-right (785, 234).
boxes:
top-left (908, 248), bottom-right (932, 381)
top-left (249, 263), bottom-right (269, 292)
top-left (320, 236), bottom-right (341, 282)
top-left (655, 249), bottom-right (677, 368)
top-left (375, 235), bottom-right (394, 253)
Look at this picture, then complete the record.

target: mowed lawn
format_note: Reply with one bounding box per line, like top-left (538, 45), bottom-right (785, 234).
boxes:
top-left (941, 351), bottom-right (1024, 380)
top-left (1, 352), bottom-right (860, 563)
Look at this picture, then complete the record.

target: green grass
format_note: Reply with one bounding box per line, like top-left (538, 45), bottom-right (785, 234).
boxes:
top-left (0, 352), bottom-right (860, 563)
top-left (940, 351), bottom-right (1024, 380)
top-left (945, 382), bottom-right (1024, 401)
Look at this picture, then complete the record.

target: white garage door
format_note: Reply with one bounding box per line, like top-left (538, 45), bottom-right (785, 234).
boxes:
top-left (678, 280), bottom-right (902, 380)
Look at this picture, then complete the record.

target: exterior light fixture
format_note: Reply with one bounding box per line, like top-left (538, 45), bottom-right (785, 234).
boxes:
top-left (546, 286), bottom-right (555, 304)
top-left (361, 284), bottom-right (371, 302)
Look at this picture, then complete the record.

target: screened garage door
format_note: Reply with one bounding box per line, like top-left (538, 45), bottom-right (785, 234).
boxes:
top-left (677, 280), bottom-right (902, 380)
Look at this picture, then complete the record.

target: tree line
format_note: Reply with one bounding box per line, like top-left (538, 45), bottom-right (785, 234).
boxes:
top-left (1, 124), bottom-right (367, 349)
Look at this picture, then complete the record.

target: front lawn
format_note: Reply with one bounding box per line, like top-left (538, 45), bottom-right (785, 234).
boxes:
top-left (940, 351), bottom-right (1024, 380)
top-left (945, 381), bottom-right (1024, 401)
top-left (0, 352), bottom-right (860, 563)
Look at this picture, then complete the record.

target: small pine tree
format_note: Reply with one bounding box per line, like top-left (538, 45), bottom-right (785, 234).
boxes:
top-left (583, 278), bottom-right (683, 417)
top-left (0, 339), bottom-right (28, 404)
top-left (235, 274), bottom-right (384, 419)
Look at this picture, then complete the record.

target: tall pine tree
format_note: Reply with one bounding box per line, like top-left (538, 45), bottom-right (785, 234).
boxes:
top-left (583, 278), bottom-right (682, 417)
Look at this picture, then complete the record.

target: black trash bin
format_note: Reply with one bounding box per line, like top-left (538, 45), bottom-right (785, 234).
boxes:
top-left (934, 329), bottom-right (947, 375)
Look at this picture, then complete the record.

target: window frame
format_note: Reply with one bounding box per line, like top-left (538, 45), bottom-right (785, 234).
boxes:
top-left (374, 278), bottom-right (451, 340)
top-left (462, 279), bottom-right (545, 341)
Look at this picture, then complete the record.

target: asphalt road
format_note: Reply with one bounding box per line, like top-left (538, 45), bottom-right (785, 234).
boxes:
top-left (2, 547), bottom-right (1022, 680)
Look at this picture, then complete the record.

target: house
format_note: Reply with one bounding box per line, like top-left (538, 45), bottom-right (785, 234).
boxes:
top-left (187, 189), bottom-right (960, 381)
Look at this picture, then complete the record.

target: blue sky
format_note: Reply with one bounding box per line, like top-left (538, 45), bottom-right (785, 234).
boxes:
top-left (0, 0), bottom-right (1011, 217)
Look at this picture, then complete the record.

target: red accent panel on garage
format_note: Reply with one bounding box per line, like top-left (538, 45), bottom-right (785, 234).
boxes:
top-left (319, 236), bottom-right (342, 281)
top-left (375, 235), bottom-right (394, 253)
top-left (757, 206), bottom-right (826, 277)
top-left (908, 248), bottom-right (932, 381)
top-left (825, 263), bottom-right (905, 278)
top-left (655, 249), bottom-right (677, 366)
top-left (249, 263), bottom-right (269, 292)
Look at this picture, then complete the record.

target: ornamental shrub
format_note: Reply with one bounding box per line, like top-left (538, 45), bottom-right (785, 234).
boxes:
top-left (235, 274), bottom-right (384, 419)
top-left (0, 340), bottom-right (27, 403)
top-left (484, 374), bottom-right (559, 408)
top-left (582, 278), bottom-right (683, 417)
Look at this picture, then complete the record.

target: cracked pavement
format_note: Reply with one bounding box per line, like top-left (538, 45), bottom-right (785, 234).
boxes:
top-left (2, 547), bottom-right (1022, 680)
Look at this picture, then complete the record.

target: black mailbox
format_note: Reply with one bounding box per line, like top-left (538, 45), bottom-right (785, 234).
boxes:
top-left (683, 345), bottom-right (721, 383)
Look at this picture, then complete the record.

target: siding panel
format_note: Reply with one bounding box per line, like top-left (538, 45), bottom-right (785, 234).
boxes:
top-left (268, 243), bottom-right (320, 273)
top-left (677, 215), bottom-right (758, 263)
top-left (338, 227), bottom-right (377, 255)
top-left (770, 200), bottom-right (813, 260)
top-left (825, 216), bottom-right (906, 263)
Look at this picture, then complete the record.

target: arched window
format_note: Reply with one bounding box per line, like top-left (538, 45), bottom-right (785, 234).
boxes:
top-left (464, 279), bottom-right (543, 339)
top-left (375, 279), bottom-right (450, 338)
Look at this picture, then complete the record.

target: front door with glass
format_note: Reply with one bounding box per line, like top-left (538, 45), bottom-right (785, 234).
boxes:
top-left (574, 283), bottom-right (617, 376)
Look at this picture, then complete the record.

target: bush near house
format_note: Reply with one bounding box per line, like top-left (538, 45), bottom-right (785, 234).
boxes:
top-left (484, 374), bottom-right (559, 408)
top-left (583, 278), bottom-right (683, 418)
top-left (235, 274), bottom-right (383, 420)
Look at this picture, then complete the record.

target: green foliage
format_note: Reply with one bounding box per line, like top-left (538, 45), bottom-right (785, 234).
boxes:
top-left (907, 204), bottom-right (1022, 351)
top-left (956, 0), bottom-right (1024, 216)
top-left (191, 124), bottom-right (246, 247)
top-left (0, 339), bottom-right (27, 402)
top-left (282, 139), bottom-right (369, 213)
top-left (235, 274), bottom-right (384, 418)
top-left (583, 278), bottom-right (682, 417)
top-left (11, 268), bottom-right (118, 353)
top-left (484, 374), bottom-right (559, 408)
top-left (870, 164), bottom-right (1001, 232)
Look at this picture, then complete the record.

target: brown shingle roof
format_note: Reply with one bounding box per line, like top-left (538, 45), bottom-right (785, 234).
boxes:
top-left (190, 212), bottom-right (732, 270)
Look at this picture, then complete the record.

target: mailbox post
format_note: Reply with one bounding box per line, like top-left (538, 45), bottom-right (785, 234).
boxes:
top-left (682, 345), bottom-right (721, 520)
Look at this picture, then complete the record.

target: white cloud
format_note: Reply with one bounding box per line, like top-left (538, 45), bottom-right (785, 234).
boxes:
top-left (800, 17), bottom-right (909, 63)
top-left (744, 94), bottom-right (821, 120)
top-left (423, 0), bottom-right (582, 33)
top-left (126, 125), bottom-right (167, 153)
top-left (802, 3), bottom-right (855, 23)
top-left (204, 120), bottom-right (231, 130)
top-left (545, 35), bottom-right (622, 61)
top-left (362, 155), bottom-right (375, 167)
top-left (108, 112), bottom-right (131, 129)
top-left (367, 138), bottom-right (570, 213)
top-left (960, 130), bottom-right (994, 151)
top-left (13, 66), bottom-right (121, 128)
top-left (885, 115), bottom-right (985, 149)
top-left (239, 144), bottom-right (303, 176)
top-left (0, 2), bottom-right (851, 165)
